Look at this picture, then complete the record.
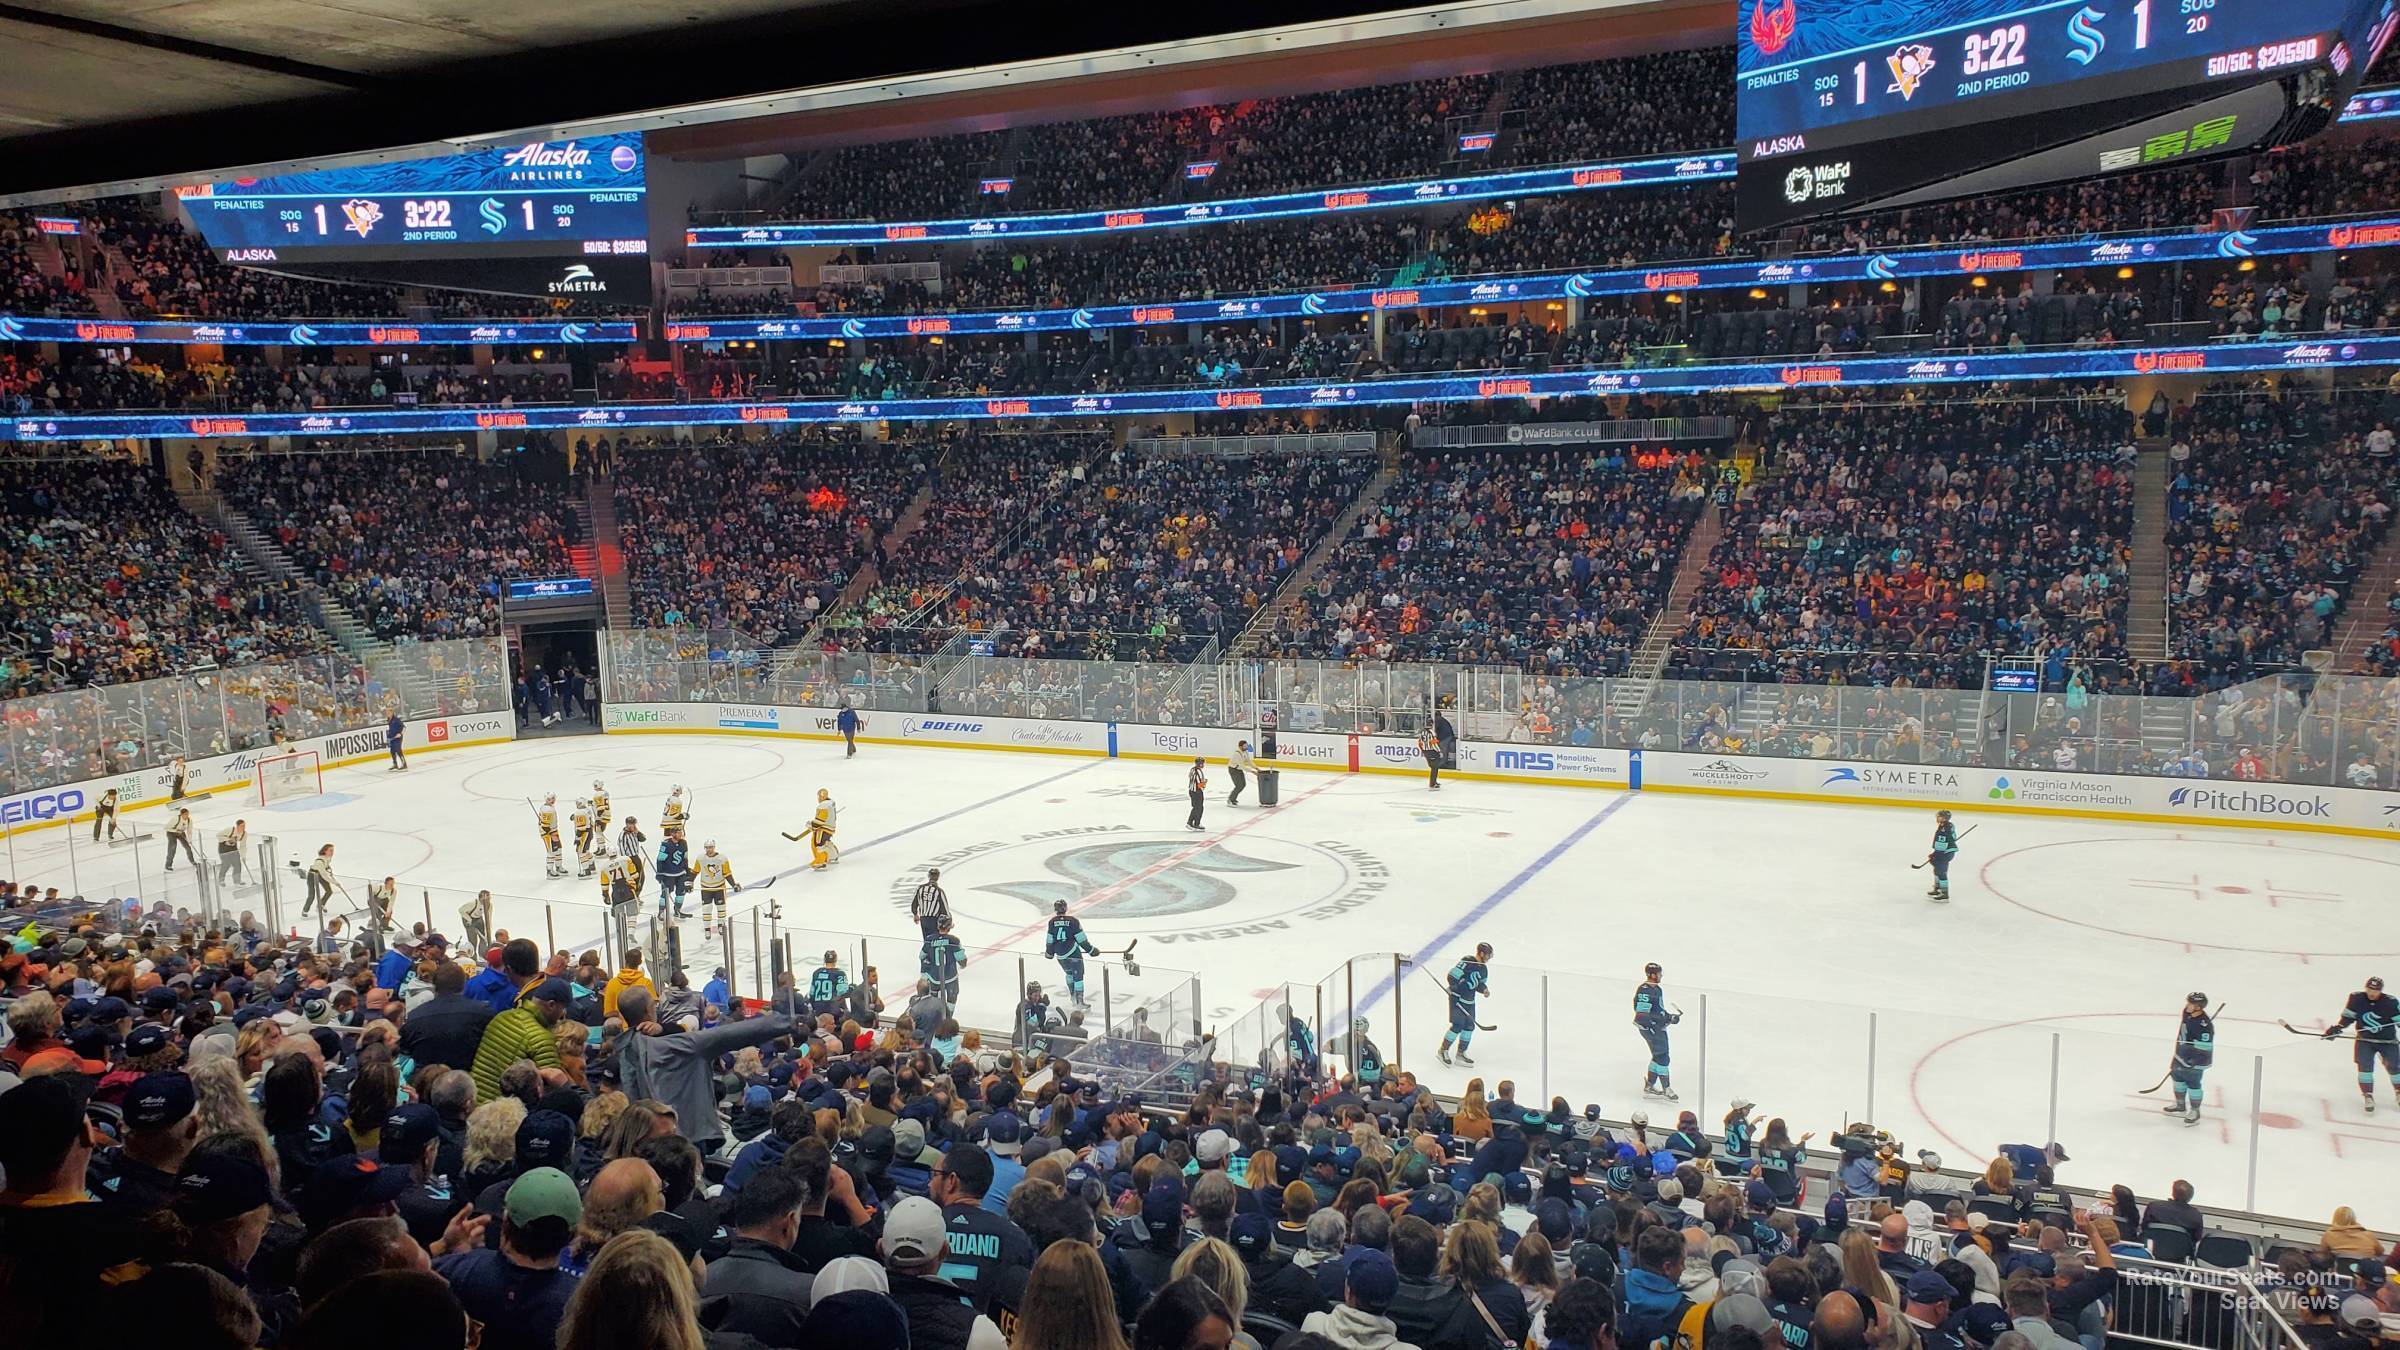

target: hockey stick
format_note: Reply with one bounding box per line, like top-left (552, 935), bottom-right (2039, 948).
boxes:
top-left (1414, 965), bottom-right (1497, 1031)
top-left (2138, 1002), bottom-right (2225, 1092)
top-left (1911, 824), bottom-right (1980, 868)
top-left (2278, 1019), bottom-right (2376, 1041)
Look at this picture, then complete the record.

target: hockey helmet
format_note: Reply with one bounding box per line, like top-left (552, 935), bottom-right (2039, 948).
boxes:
top-left (2370, 976), bottom-right (2386, 991)
top-left (823, 949), bottom-right (839, 964)
top-left (2187, 991), bottom-right (2209, 1006)
top-left (818, 787), bottom-right (830, 800)
top-left (544, 793), bottom-right (556, 805)
top-left (703, 839), bottom-right (717, 851)
top-left (937, 914), bottom-right (953, 932)
top-left (1644, 962), bottom-right (1663, 977)
top-left (592, 780), bottom-right (603, 791)
top-left (1476, 941), bottom-right (1494, 958)
top-left (576, 797), bottom-right (590, 809)
top-left (1054, 898), bottom-right (1069, 914)
top-left (1026, 980), bottom-right (1043, 995)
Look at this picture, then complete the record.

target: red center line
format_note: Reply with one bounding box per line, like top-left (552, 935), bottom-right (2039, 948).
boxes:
top-left (983, 774), bottom-right (1351, 950)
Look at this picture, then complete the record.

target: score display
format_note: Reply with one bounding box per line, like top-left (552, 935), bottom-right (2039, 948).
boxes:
top-left (1738, 0), bottom-right (2399, 230)
top-left (176, 133), bottom-right (649, 262)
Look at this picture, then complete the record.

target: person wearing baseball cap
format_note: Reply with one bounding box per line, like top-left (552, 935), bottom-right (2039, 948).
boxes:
top-left (381, 1102), bottom-right (466, 1247)
top-left (435, 1167), bottom-right (581, 1350)
top-left (88, 1071), bottom-right (199, 1215)
top-left (1300, 1245), bottom-right (1403, 1345)
top-left (879, 1194), bottom-right (1010, 1349)
top-left (469, 976), bottom-right (569, 1105)
top-left (302, 1154), bottom-right (415, 1233)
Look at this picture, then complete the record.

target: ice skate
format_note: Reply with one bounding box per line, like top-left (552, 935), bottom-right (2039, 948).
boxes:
top-left (1436, 1043), bottom-right (1452, 1065)
top-left (1455, 1049), bottom-right (1475, 1065)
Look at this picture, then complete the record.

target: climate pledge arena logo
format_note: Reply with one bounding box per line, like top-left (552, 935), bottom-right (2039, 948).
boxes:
top-left (893, 822), bottom-right (1386, 944)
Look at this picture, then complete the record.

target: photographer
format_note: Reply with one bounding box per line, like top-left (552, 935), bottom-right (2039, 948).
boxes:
top-left (1835, 1124), bottom-right (1887, 1201)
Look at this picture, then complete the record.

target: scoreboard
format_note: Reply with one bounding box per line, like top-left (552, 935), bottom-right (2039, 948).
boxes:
top-left (175, 133), bottom-right (649, 263)
top-left (1738, 0), bottom-right (2399, 229)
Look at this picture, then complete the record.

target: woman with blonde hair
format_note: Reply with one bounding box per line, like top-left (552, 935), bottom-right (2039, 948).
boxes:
top-left (189, 1056), bottom-right (277, 1188)
top-left (1455, 1078), bottom-right (1494, 1141)
top-left (1244, 1148), bottom-right (1283, 1219)
top-left (1169, 1237), bottom-right (1258, 1348)
top-left (1839, 1227), bottom-right (1897, 1307)
top-left (462, 1095), bottom-right (526, 1194)
top-left (1014, 1241), bottom-right (1132, 1350)
top-left (1349, 1121), bottom-right (1392, 1168)
top-left (2321, 1206), bottom-right (2383, 1257)
top-left (234, 1019), bottom-right (282, 1082)
top-left (1441, 1219), bottom-right (1531, 1345)
top-left (557, 1229), bottom-right (704, 1350)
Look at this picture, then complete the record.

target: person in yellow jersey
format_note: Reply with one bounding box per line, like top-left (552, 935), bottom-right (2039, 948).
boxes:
top-left (571, 798), bottom-right (597, 877)
top-left (809, 788), bottom-right (841, 869)
top-left (534, 794), bottom-right (565, 878)
top-left (660, 785), bottom-right (688, 834)
top-left (694, 840), bottom-right (736, 937)
top-left (590, 780), bottom-right (611, 835)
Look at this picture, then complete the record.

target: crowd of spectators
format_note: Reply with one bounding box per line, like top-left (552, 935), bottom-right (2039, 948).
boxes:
top-left (0, 212), bottom-right (100, 317)
top-left (776, 130), bottom-right (1012, 224)
top-left (217, 449), bottom-right (577, 641)
top-left (1668, 387), bottom-right (2140, 690)
top-left (13, 896), bottom-right (2385, 1350)
top-left (2164, 382), bottom-right (2398, 687)
top-left (0, 353), bottom-right (587, 415)
top-left (1259, 447), bottom-right (1707, 676)
top-left (81, 198), bottom-right (420, 321)
top-left (0, 458), bottom-right (327, 698)
top-left (875, 444), bottom-right (1374, 663)
top-left (613, 432), bottom-right (929, 647)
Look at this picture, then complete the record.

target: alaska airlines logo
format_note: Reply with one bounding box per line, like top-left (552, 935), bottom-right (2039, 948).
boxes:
top-left (979, 840), bottom-right (1298, 919)
top-left (1749, 0), bottom-right (1797, 54)
top-left (2066, 7), bottom-right (2107, 65)
top-left (502, 143), bottom-right (592, 169)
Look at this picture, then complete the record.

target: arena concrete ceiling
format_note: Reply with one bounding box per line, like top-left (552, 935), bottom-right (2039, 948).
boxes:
top-left (0, 0), bottom-right (1725, 205)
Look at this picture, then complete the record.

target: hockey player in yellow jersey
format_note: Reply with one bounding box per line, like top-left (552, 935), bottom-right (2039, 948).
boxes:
top-left (695, 840), bottom-right (736, 937)
top-left (572, 798), bottom-right (597, 877)
top-left (783, 788), bottom-right (841, 870)
top-left (590, 780), bottom-right (611, 835)
top-left (535, 795), bottom-right (565, 878)
top-left (601, 846), bottom-right (641, 911)
top-left (661, 785), bottom-right (688, 834)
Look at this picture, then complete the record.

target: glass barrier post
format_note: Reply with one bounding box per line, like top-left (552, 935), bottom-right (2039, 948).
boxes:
top-left (2047, 1032), bottom-right (2061, 1147)
top-left (2245, 1054), bottom-right (2264, 1212)
top-left (1102, 966), bottom-right (1113, 1033)
top-left (545, 905), bottom-right (556, 957)
top-left (751, 909), bottom-right (765, 1003)
top-left (1541, 973), bottom-right (1551, 1105)
top-left (1393, 954), bottom-right (1407, 1071)
top-left (1866, 1011), bottom-right (1879, 1122)
top-left (1697, 992), bottom-right (1709, 1127)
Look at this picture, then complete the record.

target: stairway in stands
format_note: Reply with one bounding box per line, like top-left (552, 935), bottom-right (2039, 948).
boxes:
top-left (1605, 499), bottom-right (1722, 721)
top-left (1225, 460), bottom-right (1401, 658)
top-left (2124, 438), bottom-right (2174, 665)
top-left (797, 474), bottom-right (939, 648)
top-left (581, 479), bottom-right (631, 630)
top-left (2329, 520), bottom-right (2400, 671)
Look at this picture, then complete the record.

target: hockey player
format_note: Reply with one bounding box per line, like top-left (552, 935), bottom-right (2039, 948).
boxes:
top-left (572, 799), bottom-right (598, 878)
top-left (695, 840), bottom-right (736, 937)
top-left (661, 786), bottom-right (689, 835)
top-left (1347, 1017), bottom-right (1386, 1089)
top-left (910, 867), bottom-right (950, 940)
top-left (782, 789), bottom-right (840, 870)
top-left (1926, 810), bottom-right (1960, 902)
top-left (1017, 981), bottom-right (1053, 1057)
top-left (602, 847), bottom-right (642, 916)
top-left (921, 916), bottom-right (966, 1010)
top-left (1436, 942), bottom-right (1492, 1066)
top-left (1635, 962), bottom-right (1683, 1100)
top-left (590, 781), bottom-right (611, 836)
top-left (655, 829), bottom-right (692, 919)
top-left (2324, 975), bottom-right (2399, 1112)
top-left (535, 795), bottom-right (565, 878)
top-left (2168, 992), bottom-right (2215, 1125)
top-left (1284, 1004), bottom-right (1320, 1079)
top-left (807, 949), bottom-right (851, 1022)
top-left (1417, 725), bottom-right (1442, 791)
top-left (1044, 899), bottom-right (1101, 1010)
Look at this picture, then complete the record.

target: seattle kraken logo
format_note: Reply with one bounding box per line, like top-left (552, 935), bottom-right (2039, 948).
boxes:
top-left (478, 198), bottom-right (508, 234)
top-left (978, 840), bottom-right (1297, 919)
top-left (2066, 7), bottom-right (2106, 65)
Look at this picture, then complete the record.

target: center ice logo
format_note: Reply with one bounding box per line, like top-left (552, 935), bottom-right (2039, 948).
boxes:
top-left (978, 840), bottom-right (1297, 919)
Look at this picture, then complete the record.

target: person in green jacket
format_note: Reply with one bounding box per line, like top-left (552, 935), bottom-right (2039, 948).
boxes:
top-left (472, 976), bottom-right (571, 1103)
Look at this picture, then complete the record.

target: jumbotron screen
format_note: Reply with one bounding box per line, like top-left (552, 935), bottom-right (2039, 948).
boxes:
top-left (1737, 0), bottom-right (2400, 230)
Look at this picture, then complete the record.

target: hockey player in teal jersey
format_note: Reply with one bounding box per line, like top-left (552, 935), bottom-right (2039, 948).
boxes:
top-left (1044, 899), bottom-right (1101, 1011)
top-left (2168, 992), bottom-right (2215, 1125)
top-left (921, 916), bottom-right (967, 1010)
top-left (1636, 962), bottom-right (1684, 1101)
top-left (1436, 942), bottom-right (1493, 1066)
top-left (1926, 810), bottom-right (1960, 901)
top-left (807, 950), bottom-right (851, 1022)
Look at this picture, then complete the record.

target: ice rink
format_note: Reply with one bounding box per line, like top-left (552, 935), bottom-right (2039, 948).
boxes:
top-left (13, 729), bottom-right (2396, 1223)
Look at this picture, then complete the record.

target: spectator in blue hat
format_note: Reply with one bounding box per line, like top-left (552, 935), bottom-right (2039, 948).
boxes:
top-left (164, 1150), bottom-right (289, 1333)
top-left (90, 1070), bottom-right (198, 1215)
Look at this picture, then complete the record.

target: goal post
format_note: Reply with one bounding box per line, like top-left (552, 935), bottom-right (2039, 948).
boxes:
top-left (256, 750), bottom-right (324, 806)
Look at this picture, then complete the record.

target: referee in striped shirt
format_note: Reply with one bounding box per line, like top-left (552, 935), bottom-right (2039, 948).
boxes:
top-left (911, 868), bottom-right (950, 939)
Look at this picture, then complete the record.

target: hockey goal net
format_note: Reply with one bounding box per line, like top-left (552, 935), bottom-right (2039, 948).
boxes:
top-left (256, 750), bottom-right (324, 806)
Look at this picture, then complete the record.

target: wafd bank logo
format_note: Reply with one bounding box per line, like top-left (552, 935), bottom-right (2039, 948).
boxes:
top-left (2166, 786), bottom-right (2331, 819)
top-left (904, 826), bottom-right (1388, 941)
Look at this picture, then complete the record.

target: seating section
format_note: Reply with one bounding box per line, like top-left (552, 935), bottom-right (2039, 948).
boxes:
top-left (2164, 385), bottom-right (2398, 686)
top-left (217, 448), bottom-right (577, 641)
top-left (0, 212), bottom-right (99, 317)
top-left (1669, 390), bottom-right (2139, 688)
top-left (0, 459), bottom-right (328, 697)
top-left (613, 433), bottom-right (928, 647)
top-left (1259, 447), bottom-right (1705, 675)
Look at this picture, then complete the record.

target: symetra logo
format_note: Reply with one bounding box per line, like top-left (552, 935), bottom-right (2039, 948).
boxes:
top-left (1, 788), bottom-right (86, 825)
top-left (1820, 766), bottom-right (1962, 797)
top-left (548, 265), bottom-right (607, 294)
top-left (2166, 787), bottom-right (2331, 818)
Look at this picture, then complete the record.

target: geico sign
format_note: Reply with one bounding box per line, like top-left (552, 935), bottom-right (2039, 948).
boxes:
top-left (2, 788), bottom-right (86, 824)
